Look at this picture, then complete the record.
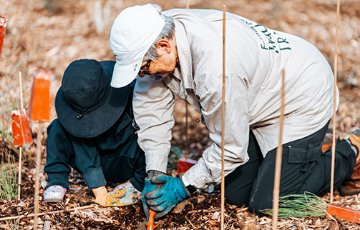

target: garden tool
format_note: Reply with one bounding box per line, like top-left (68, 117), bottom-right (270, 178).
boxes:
top-left (146, 210), bottom-right (159, 230)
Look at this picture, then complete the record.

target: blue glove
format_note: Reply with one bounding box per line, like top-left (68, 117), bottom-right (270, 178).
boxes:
top-left (145, 174), bottom-right (190, 219)
top-left (141, 171), bottom-right (163, 219)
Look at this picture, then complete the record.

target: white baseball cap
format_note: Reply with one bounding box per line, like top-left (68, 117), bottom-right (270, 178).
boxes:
top-left (110, 4), bottom-right (166, 88)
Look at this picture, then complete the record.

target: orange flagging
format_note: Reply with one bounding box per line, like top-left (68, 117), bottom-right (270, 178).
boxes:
top-left (11, 109), bottom-right (33, 146)
top-left (327, 203), bottom-right (360, 224)
top-left (28, 69), bottom-right (51, 122)
top-left (0, 16), bottom-right (7, 57)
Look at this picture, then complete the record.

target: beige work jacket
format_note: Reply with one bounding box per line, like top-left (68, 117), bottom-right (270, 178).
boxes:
top-left (133, 9), bottom-right (337, 189)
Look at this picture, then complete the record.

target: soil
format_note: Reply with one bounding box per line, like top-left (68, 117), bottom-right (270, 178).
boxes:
top-left (0, 0), bottom-right (359, 229)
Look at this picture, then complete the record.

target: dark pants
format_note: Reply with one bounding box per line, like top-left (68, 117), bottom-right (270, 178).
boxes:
top-left (44, 120), bottom-right (146, 191)
top-left (225, 122), bottom-right (356, 214)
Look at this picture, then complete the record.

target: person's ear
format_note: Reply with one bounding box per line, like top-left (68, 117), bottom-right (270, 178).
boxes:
top-left (155, 38), bottom-right (172, 54)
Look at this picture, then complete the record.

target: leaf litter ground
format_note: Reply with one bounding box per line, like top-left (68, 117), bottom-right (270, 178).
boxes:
top-left (0, 0), bottom-right (359, 229)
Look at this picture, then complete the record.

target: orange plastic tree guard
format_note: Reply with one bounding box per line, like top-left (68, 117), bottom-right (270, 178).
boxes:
top-left (146, 210), bottom-right (159, 230)
top-left (0, 16), bottom-right (7, 57)
top-left (177, 157), bottom-right (197, 174)
top-left (11, 109), bottom-right (33, 146)
top-left (327, 204), bottom-right (360, 224)
top-left (28, 69), bottom-right (51, 122)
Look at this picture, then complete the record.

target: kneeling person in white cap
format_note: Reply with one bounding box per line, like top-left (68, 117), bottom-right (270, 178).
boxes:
top-left (109, 4), bottom-right (360, 219)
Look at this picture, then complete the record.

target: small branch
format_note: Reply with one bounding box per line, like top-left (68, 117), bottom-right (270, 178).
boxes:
top-left (188, 208), bottom-right (221, 214)
top-left (185, 215), bottom-right (196, 229)
top-left (0, 205), bottom-right (95, 222)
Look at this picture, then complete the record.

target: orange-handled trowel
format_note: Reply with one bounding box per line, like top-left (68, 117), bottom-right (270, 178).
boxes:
top-left (146, 210), bottom-right (159, 230)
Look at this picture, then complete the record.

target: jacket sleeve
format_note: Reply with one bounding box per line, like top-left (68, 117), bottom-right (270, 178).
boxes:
top-left (182, 72), bottom-right (250, 189)
top-left (133, 75), bottom-right (175, 173)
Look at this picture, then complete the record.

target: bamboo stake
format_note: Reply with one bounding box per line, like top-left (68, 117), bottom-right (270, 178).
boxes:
top-left (0, 205), bottom-right (95, 222)
top-left (18, 146), bottom-right (22, 200)
top-left (185, 101), bottom-right (189, 159)
top-left (272, 69), bottom-right (286, 230)
top-left (18, 71), bottom-right (23, 201)
top-left (220, 3), bottom-right (226, 230)
top-left (330, 0), bottom-right (341, 204)
top-left (184, 0), bottom-right (190, 160)
top-left (19, 72), bottom-right (24, 111)
top-left (34, 124), bottom-right (42, 230)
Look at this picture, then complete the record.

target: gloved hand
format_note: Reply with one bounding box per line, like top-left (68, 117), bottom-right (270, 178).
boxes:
top-left (145, 174), bottom-right (190, 219)
top-left (142, 170), bottom-right (164, 219)
top-left (94, 181), bottom-right (141, 207)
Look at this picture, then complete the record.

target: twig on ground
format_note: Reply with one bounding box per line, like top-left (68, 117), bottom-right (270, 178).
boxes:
top-left (189, 208), bottom-right (221, 214)
top-left (0, 204), bottom-right (95, 222)
top-left (185, 215), bottom-right (196, 229)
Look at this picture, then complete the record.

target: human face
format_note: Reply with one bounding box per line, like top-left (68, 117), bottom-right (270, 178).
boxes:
top-left (140, 37), bottom-right (178, 77)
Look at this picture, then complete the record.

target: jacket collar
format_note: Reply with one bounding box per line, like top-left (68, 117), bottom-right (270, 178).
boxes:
top-left (174, 19), bottom-right (194, 89)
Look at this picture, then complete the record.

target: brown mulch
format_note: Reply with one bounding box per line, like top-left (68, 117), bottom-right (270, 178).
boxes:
top-left (0, 0), bottom-right (359, 229)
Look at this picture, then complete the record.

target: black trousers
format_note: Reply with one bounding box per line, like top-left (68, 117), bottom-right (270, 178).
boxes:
top-left (225, 122), bottom-right (356, 214)
top-left (44, 120), bottom-right (146, 191)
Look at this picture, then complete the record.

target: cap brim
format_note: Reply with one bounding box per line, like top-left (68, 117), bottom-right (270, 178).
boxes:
top-left (111, 59), bottom-right (141, 88)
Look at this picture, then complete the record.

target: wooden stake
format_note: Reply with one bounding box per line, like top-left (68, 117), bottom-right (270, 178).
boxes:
top-left (330, 0), bottom-right (341, 204)
top-left (220, 3), bottom-right (226, 230)
top-left (18, 71), bottom-right (23, 201)
top-left (19, 72), bottom-right (24, 111)
top-left (272, 69), bottom-right (286, 230)
top-left (184, 0), bottom-right (190, 160)
top-left (34, 124), bottom-right (42, 230)
top-left (18, 147), bottom-right (22, 200)
top-left (185, 102), bottom-right (189, 159)
top-left (0, 205), bottom-right (94, 222)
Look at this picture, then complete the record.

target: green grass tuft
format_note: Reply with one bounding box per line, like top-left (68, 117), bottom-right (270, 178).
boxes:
top-left (6, 219), bottom-right (20, 230)
top-left (261, 192), bottom-right (328, 218)
top-left (0, 163), bottom-right (18, 201)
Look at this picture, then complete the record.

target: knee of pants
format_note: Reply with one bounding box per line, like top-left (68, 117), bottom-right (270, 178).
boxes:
top-left (225, 192), bottom-right (245, 207)
top-left (224, 187), bottom-right (250, 207)
top-left (248, 195), bottom-right (272, 215)
top-left (102, 155), bottom-right (134, 182)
